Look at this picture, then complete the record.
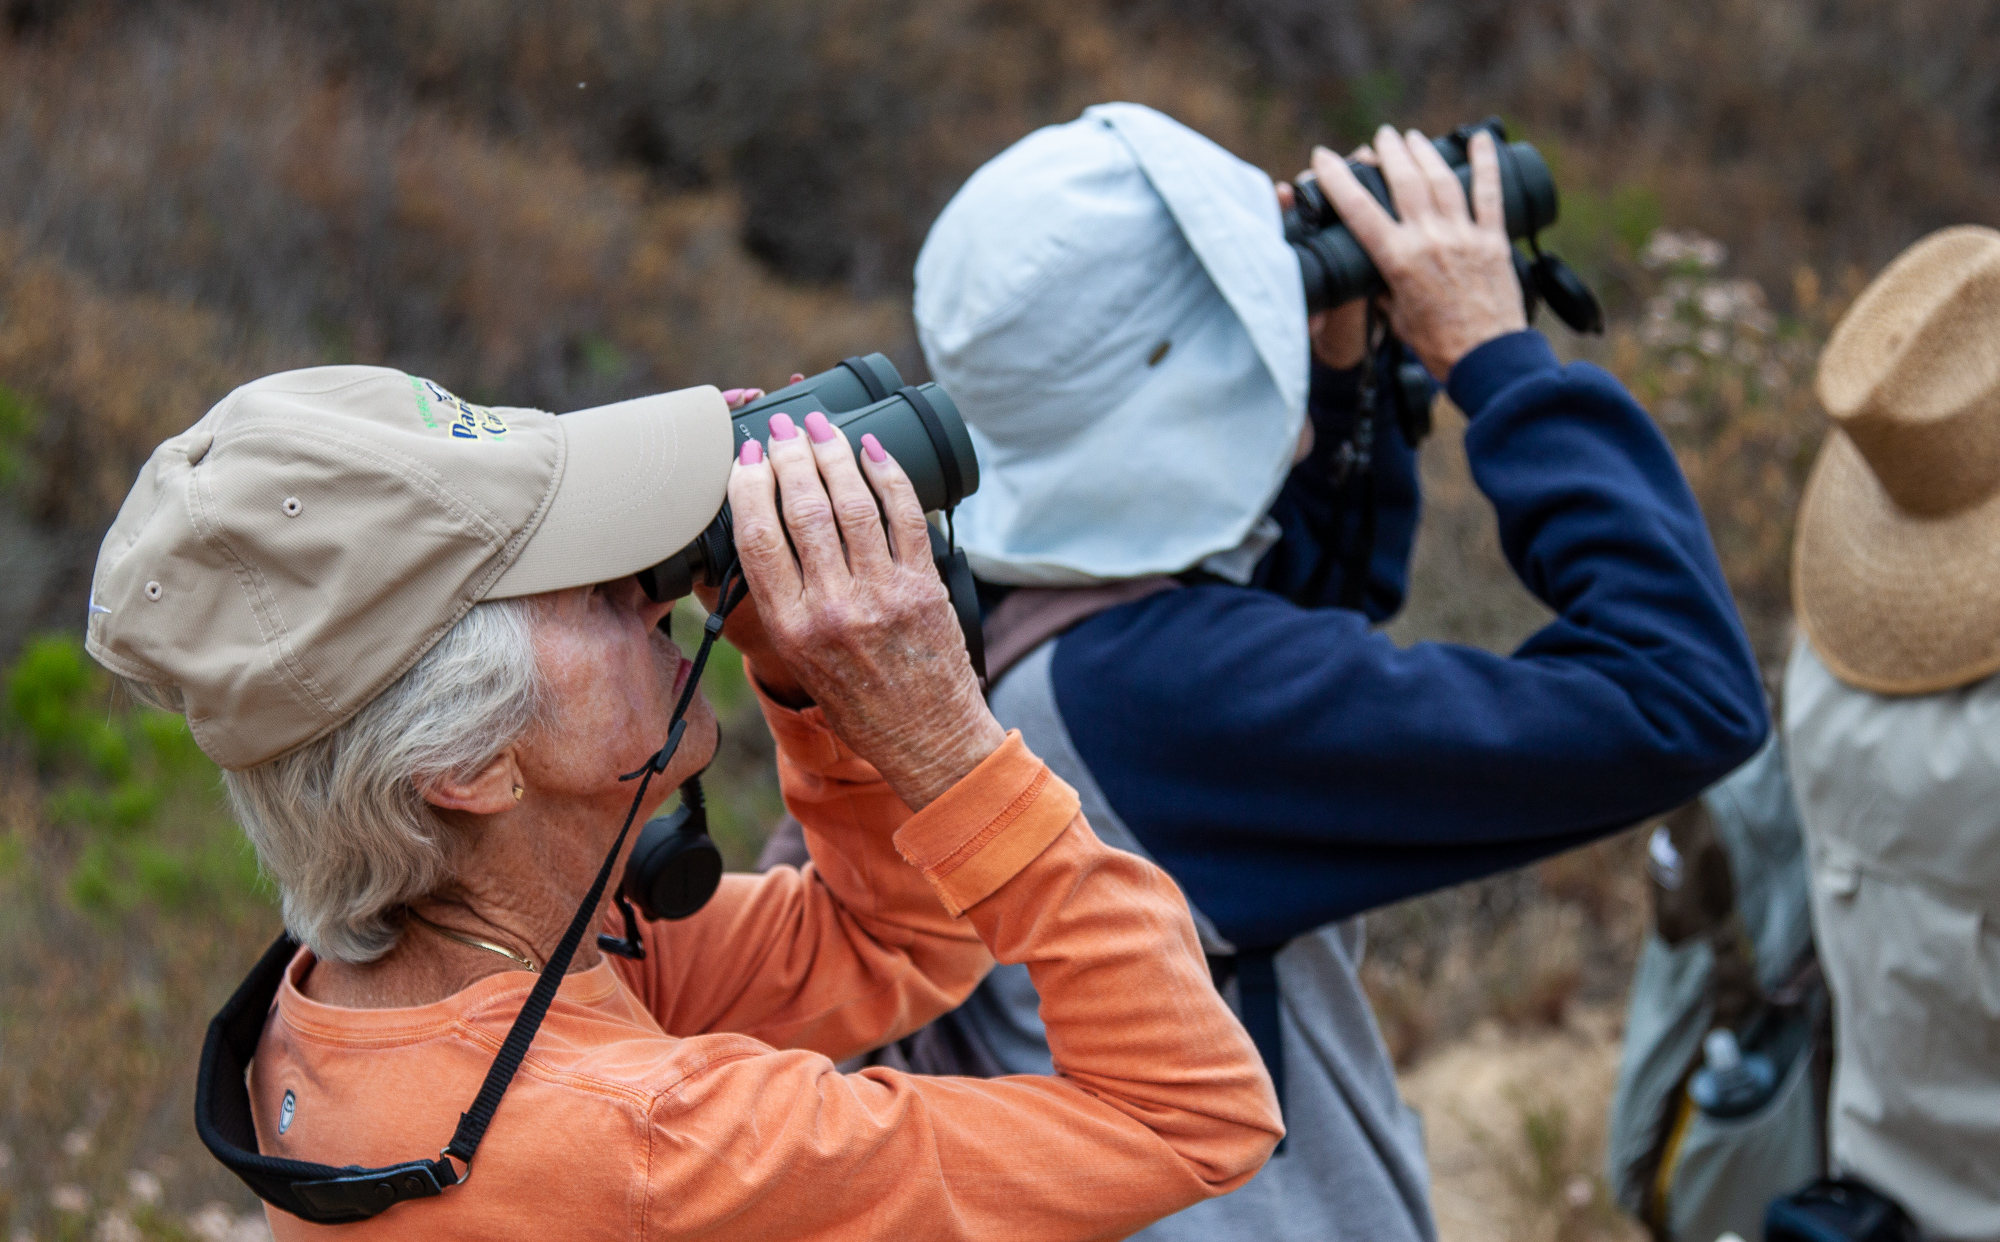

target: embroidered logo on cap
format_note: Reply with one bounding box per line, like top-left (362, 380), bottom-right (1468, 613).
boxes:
top-left (410, 376), bottom-right (508, 441)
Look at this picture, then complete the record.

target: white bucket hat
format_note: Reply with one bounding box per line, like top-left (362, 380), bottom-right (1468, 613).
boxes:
top-left (914, 102), bottom-right (1308, 585)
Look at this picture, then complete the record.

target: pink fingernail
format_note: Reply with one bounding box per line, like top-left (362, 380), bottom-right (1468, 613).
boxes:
top-left (804, 411), bottom-right (836, 444)
top-left (861, 433), bottom-right (888, 464)
top-left (721, 388), bottom-right (746, 404)
top-left (739, 439), bottom-right (763, 465)
top-left (768, 412), bottom-right (798, 440)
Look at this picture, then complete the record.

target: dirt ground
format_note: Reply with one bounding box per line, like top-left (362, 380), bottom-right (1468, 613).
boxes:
top-left (1403, 1003), bottom-right (1647, 1242)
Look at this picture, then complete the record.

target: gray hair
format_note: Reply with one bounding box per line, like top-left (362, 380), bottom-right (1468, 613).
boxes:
top-left (126, 597), bottom-right (546, 962)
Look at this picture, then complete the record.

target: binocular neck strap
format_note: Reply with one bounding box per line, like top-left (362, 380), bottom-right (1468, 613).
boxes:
top-left (447, 561), bottom-right (750, 1163)
top-left (440, 745), bottom-right (656, 1165)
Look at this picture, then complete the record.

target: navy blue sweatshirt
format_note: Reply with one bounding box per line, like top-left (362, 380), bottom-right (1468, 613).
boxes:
top-left (1048, 331), bottom-right (1769, 949)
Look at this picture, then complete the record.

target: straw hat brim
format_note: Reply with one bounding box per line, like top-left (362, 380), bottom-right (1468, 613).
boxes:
top-left (1794, 428), bottom-right (2000, 695)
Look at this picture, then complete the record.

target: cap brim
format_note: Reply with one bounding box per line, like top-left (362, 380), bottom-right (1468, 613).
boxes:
top-left (485, 386), bottom-right (733, 599)
top-left (1794, 430), bottom-right (2000, 695)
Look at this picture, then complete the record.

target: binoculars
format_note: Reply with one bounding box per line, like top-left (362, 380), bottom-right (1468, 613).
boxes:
top-left (635, 356), bottom-right (980, 605)
top-left (614, 355), bottom-right (987, 934)
top-left (1283, 118), bottom-right (1603, 335)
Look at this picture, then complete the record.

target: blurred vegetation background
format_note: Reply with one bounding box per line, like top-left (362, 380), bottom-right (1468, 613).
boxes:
top-left (1, 0), bottom-right (1992, 1238)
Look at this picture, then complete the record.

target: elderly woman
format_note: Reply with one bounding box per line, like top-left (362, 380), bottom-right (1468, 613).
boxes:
top-left (84, 369), bottom-right (1280, 1238)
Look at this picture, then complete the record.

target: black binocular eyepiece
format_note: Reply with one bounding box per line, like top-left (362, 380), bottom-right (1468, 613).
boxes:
top-left (635, 355), bottom-right (980, 605)
top-left (1283, 118), bottom-right (1603, 335)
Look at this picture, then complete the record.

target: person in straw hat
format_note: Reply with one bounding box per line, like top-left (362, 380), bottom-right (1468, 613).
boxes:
top-left (1783, 224), bottom-right (2000, 1241)
top-left (87, 368), bottom-right (1281, 1237)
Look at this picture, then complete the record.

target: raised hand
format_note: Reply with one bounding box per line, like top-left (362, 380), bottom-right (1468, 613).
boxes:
top-left (727, 410), bottom-right (1004, 811)
top-left (1312, 126), bottom-right (1526, 378)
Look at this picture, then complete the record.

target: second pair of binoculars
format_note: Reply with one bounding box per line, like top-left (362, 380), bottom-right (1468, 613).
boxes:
top-left (1284, 118), bottom-right (1604, 335)
top-left (636, 354), bottom-right (988, 678)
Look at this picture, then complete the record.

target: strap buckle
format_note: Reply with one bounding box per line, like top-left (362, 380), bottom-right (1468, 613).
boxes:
top-left (288, 1154), bottom-right (464, 1221)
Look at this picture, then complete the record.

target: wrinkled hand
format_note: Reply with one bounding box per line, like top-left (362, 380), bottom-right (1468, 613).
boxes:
top-left (697, 372), bottom-right (825, 702)
top-left (1313, 126), bottom-right (1526, 378)
top-left (727, 410), bottom-right (1004, 811)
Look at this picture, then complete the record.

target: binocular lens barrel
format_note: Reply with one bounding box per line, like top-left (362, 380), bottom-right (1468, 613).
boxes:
top-left (1285, 120), bottom-right (1559, 312)
top-left (637, 354), bottom-right (980, 603)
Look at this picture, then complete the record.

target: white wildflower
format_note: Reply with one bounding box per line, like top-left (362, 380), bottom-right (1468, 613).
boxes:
top-left (126, 1168), bottom-right (164, 1206)
top-left (1640, 229), bottom-right (1727, 271)
top-left (61, 1128), bottom-right (92, 1159)
top-left (50, 1183), bottom-right (90, 1214)
top-left (188, 1203), bottom-right (236, 1242)
top-left (95, 1211), bottom-right (143, 1242)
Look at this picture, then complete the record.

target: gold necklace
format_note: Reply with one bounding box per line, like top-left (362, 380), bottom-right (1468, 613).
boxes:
top-left (407, 909), bottom-right (540, 974)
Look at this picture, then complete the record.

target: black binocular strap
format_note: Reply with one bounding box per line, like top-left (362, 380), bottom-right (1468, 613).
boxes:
top-left (1236, 948), bottom-right (1287, 1156)
top-left (840, 356), bottom-right (891, 403)
top-left (195, 744), bottom-right (663, 1222)
top-left (195, 566), bottom-right (750, 1224)
top-left (448, 565), bottom-right (747, 1158)
top-left (196, 931), bottom-right (471, 1223)
top-left (1209, 947), bottom-right (1287, 1156)
top-left (896, 384), bottom-right (964, 511)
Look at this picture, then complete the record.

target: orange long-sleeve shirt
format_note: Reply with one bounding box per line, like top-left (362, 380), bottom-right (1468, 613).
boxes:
top-left (249, 692), bottom-right (1282, 1239)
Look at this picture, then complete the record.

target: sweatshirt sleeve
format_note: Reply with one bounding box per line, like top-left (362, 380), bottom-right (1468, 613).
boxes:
top-left (1052, 330), bottom-right (1770, 947)
top-left (607, 674), bottom-right (992, 1060)
top-left (640, 735), bottom-right (1283, 1239)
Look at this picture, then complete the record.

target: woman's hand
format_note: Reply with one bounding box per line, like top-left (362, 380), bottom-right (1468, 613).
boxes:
top-left (727, 410), bottom-right (1005, 811)
top-left (1312, 126), bottom-right (1526, 379)
top-left (696, 372), bottom-right (820, 706)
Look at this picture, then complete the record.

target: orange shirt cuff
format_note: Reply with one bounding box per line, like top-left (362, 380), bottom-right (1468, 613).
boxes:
top-left (893, 731), bottom-right (1082, 918)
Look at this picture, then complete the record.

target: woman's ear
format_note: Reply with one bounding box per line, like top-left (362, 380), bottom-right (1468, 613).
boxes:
top-left (424, 750), bottom-right (524, 815)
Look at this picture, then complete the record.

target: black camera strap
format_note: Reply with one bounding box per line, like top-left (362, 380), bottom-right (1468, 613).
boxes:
top-left (196, 565), bottom-right (748, 1224)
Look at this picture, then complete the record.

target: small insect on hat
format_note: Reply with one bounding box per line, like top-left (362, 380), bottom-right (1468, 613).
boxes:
top-left (85, 366), bottom-right (733, 769)
top-left (1797, 225), bottom-right (2000, 694)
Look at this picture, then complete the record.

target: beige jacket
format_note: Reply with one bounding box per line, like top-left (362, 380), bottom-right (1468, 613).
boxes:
top-left (1784, 641), bottom-right (2000, 1242)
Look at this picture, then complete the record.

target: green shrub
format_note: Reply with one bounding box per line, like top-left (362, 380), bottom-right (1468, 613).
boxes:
top-left (0, 383), bottom-right (35, 489)
top-left (1, 634), bottom-right (268, 919)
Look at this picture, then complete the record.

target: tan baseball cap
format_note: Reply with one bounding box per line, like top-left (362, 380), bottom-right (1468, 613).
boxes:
top-left (85, 365), bottom-right (732, 769)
